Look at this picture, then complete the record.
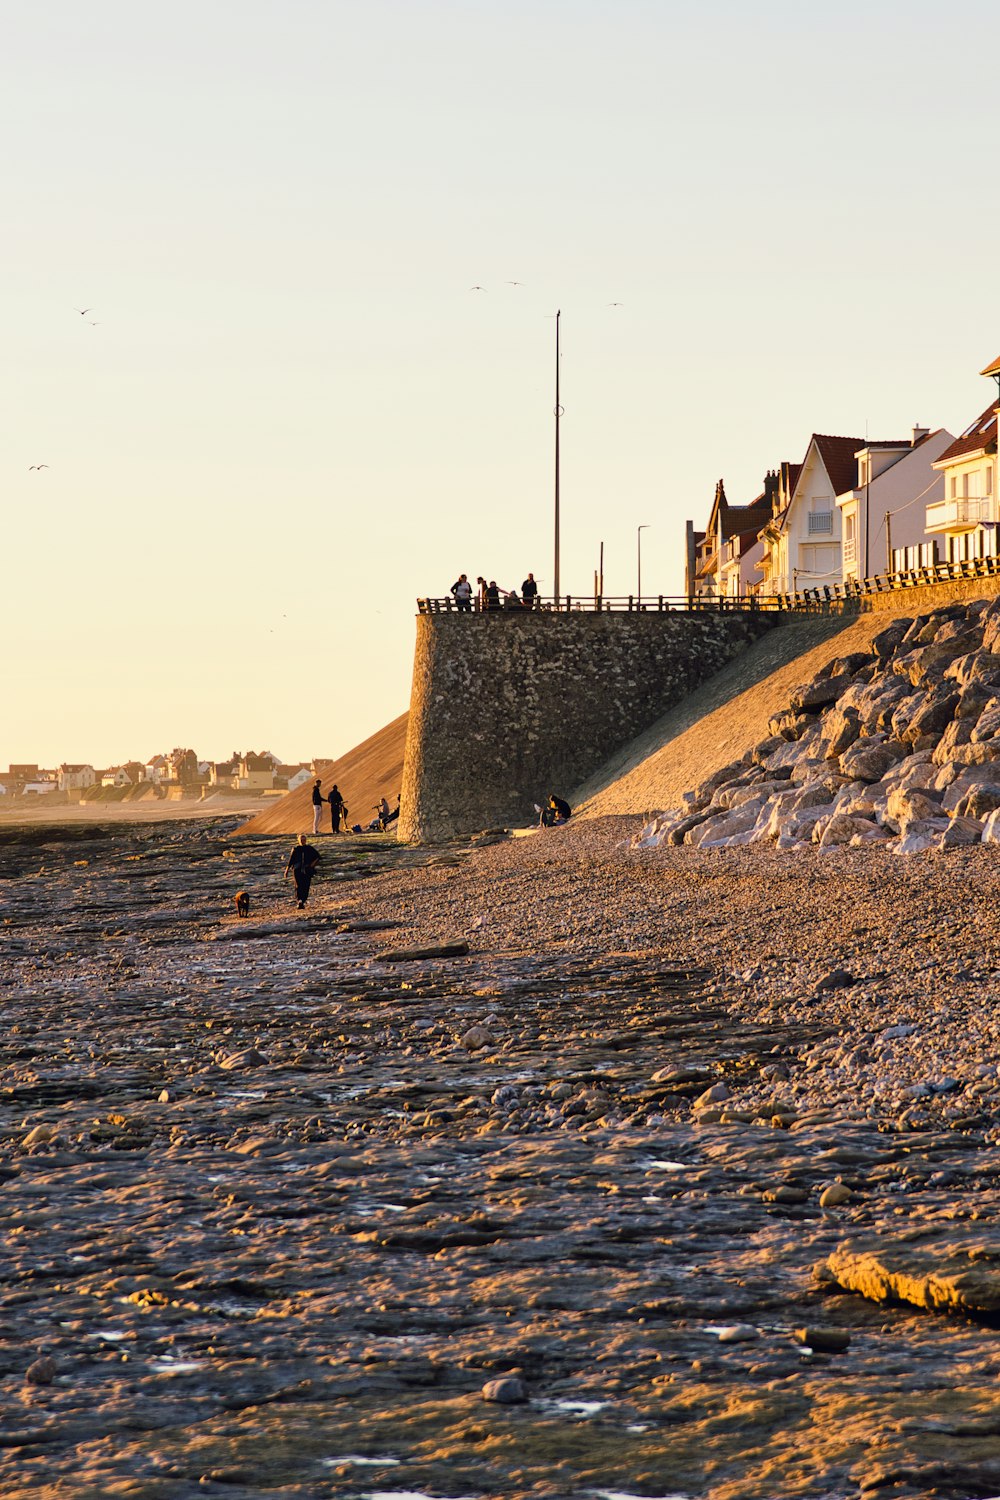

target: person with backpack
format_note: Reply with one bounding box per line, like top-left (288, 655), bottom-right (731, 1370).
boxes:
top-left (328, 783), bottom-right (345, 834)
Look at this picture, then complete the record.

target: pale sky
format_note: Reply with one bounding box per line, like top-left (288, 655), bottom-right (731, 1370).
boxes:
top-left (3, 0), bottom-right (999, 767)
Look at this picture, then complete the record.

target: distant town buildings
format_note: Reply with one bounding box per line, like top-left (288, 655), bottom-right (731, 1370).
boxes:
top-left (0, 750), bottom-right (331, 806)
top-left (686, 354), bottom-right (999, 600)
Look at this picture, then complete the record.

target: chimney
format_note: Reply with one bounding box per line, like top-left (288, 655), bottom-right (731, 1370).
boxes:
top-left (912, 424), bottom-right (929, 446)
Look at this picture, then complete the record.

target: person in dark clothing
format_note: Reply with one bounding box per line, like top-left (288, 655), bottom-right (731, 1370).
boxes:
top-left (485, 580), bottom-right (501, 610)
top-left (521, 572), bottom-right (539, 608)
top-left (311, 778), bottom-right (324, 834)
top-left (328, 784), bottom-right (345, 833)
top-left (284, 834), bottom-right (321, 908)
top-left (539, 793), bottom-right (571, 827)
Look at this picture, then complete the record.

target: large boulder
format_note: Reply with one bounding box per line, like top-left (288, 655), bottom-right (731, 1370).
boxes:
top-left (944, 648), bottom-right (1000, 688)
top-left (839, 735), bottom-right (907, 783)
top-left (790, 672), bottom-right (853, 712)
top-left (900, 686), bottom-right (960, 749)
top-left (767, 708), bottom-right (817, 741)
top-left (685, 801), bottom-right (763, 848)
top-left (931, 719), bottom-right (975, 764)
top-left (886, 785), bottom-right (943, 826)
top-left (871, 618), bottom-right (912, 659)
top-left (813, 812), bottom-right (881, 848)
top-left (816, 705), bottom-right (862, 759)
top-left (971, 699), bottom-right (1000, 742)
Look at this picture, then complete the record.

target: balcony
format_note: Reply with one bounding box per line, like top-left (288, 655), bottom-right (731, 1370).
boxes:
top-left (842, 537), bottom-right (857, 566)
top-left (807, 511), bottom-right (834, 535)
top-left (926, 495), bottom-right (996, 533)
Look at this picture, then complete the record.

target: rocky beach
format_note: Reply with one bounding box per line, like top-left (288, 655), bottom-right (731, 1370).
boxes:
top-left (1, 811), bottom-right (998, 1500)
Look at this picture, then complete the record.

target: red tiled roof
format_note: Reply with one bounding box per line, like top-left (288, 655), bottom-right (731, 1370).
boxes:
top-left (811, 434), bottom-right (864, 497)
top-left (979, 354), bottom-right (1000, 378)
top-left (934, 403), bottom-right (998, 465)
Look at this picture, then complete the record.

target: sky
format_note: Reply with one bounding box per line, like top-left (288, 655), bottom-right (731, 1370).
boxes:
top-left (3, 0), bottom-right (999, 767)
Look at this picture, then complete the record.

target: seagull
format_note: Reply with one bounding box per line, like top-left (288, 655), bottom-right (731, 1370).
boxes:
top-left (608, 301), bottom-right (624, 307)
top-left (28, 464), bottom-right (49, 470)
top-left (469, 285), bottom-right (487, 291)
top-left (75, 308), bottom-right (92, 316)
top-left (87, 321), bottom-right (100, 326)
top-left (507, 281), bottom-right (524, 286)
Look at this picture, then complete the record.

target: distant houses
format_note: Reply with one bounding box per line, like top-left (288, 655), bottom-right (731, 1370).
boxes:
top-left (0, 747), bottom-right (325, 807)
top-left (686, 354), bottom-right (999, 599)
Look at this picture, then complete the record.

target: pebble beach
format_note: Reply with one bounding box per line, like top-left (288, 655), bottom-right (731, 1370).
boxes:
top-left (1, 814), bottom-right (998, 1500)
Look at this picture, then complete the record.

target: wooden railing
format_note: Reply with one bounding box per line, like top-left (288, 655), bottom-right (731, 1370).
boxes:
top-left (418, 554), bottom-right (1000, 616)
top-left (416, 594), bottom-right (786, 615)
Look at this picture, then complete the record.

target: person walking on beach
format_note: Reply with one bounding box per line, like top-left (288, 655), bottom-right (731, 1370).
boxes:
top-left (328, 783), bottom-right (345, 833)
top-left (285, 833), bottom-right (321, 909)
top-left (522, 572), bottom-right (539, 609)
top-left (311, 778), bottom-right (324, 834)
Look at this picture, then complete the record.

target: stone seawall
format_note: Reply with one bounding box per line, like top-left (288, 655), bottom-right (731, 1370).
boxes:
top-left (398, 611), bottom-right (779, 840)
top-left (863, 574), bottom-right (1000, 614)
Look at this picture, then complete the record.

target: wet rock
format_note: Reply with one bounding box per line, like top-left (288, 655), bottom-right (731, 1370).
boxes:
top-left (481, 1376), bottom-right (526, 1404)
top-left (381, 941), bottom-right (471, 961)
top-left (25, 1355), bottom-right (57, 1385)
top-left (794, 1326), bottom-right (851, 1352)
top-left (819, 1183), bottom-right (853, 1208)
top-left (826, 1232), bottom-right (1000, 1314)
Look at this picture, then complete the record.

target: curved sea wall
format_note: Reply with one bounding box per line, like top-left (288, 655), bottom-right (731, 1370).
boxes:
top-left (398, 610), bottom-right (779, 841)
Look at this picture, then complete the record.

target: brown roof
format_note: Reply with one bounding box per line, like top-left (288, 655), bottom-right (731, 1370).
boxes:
top-left (934, 402), bottom-right (998, 465)
top-left (979, 354), bottom-right (1000, 378)
top-left (811, 434), bottom-right (863, 497)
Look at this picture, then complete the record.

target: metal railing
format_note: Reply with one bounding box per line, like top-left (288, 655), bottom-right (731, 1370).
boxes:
top-left (418, 554), bottom-right (1000, 617)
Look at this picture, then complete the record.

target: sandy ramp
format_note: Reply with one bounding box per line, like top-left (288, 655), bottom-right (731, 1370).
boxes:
top-left (236, 711), bottom-right (408, 836)
top-left (573, 609), bottom-right (918, 819)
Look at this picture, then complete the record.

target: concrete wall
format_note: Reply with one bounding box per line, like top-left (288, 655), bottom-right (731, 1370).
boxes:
top-left (399, 610), bottom-right (779, 840)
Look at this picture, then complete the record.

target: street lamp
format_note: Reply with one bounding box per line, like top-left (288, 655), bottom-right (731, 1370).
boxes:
top-left (637, 524), bottom-right (650, 603)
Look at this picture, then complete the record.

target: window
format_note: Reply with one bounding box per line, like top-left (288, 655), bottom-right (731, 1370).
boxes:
top-left (951, 476), bottom-right (957, 498)
top-left (986, 467), bottom-right (994, 496)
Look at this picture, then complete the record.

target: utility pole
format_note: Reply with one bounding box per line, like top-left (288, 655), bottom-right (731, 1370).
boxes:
top-left (637, 524), bottom-right (649, 602)
top-left (863, 424), bottom-right (870, 579)
top-left (553, 310), bottom-right (562, 605)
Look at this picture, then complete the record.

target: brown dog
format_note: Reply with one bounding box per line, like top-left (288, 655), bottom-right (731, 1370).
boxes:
top-left (235, 891), bottom-right (250, 918)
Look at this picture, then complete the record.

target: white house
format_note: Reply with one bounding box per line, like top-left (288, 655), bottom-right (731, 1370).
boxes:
top-left (285, 767), bottom-right (313, 792)
top-left (836, 428), bottom-right (955, 582)
top-left (927, 358), bottom-right (1000, 565)
top-left (58, 764), bottom-right (96, 792)
top-left (101, 766), bottom-right (134, 788)
top-left (24, 779), bottom-right (57, 796)
top-left (760, 434), bottom-right (861, 594)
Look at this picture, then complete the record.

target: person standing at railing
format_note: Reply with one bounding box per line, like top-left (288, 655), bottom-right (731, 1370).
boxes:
top-left (521, 572), bottom-right (538, 608)
top-left (485, 580), bottom-right (501, 610)
top-left (476, 576), bottom-right (487, 611)
top-left (450, 574), bottom-right (473, 612)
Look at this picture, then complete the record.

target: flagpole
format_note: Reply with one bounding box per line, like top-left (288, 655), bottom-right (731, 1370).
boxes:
top-left (554, 310), bottom-right (561, 605)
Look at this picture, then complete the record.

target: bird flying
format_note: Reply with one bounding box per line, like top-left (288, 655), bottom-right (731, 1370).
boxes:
top-left (469, 285), bottom-right (487, 291)
top-left (608, 301), bottom-right (624, 307)
top-left (28, 464), bottom-right (49, 470)
top-left (75, 308), bottom-right (92, 316)
top-left (507, 281), bottom-right (524, 286)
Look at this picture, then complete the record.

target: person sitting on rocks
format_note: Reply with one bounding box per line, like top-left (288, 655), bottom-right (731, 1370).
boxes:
top-left (284, 833), bottom-right (321, 909)
top-left (538, 793), bottom-right (571, 827)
